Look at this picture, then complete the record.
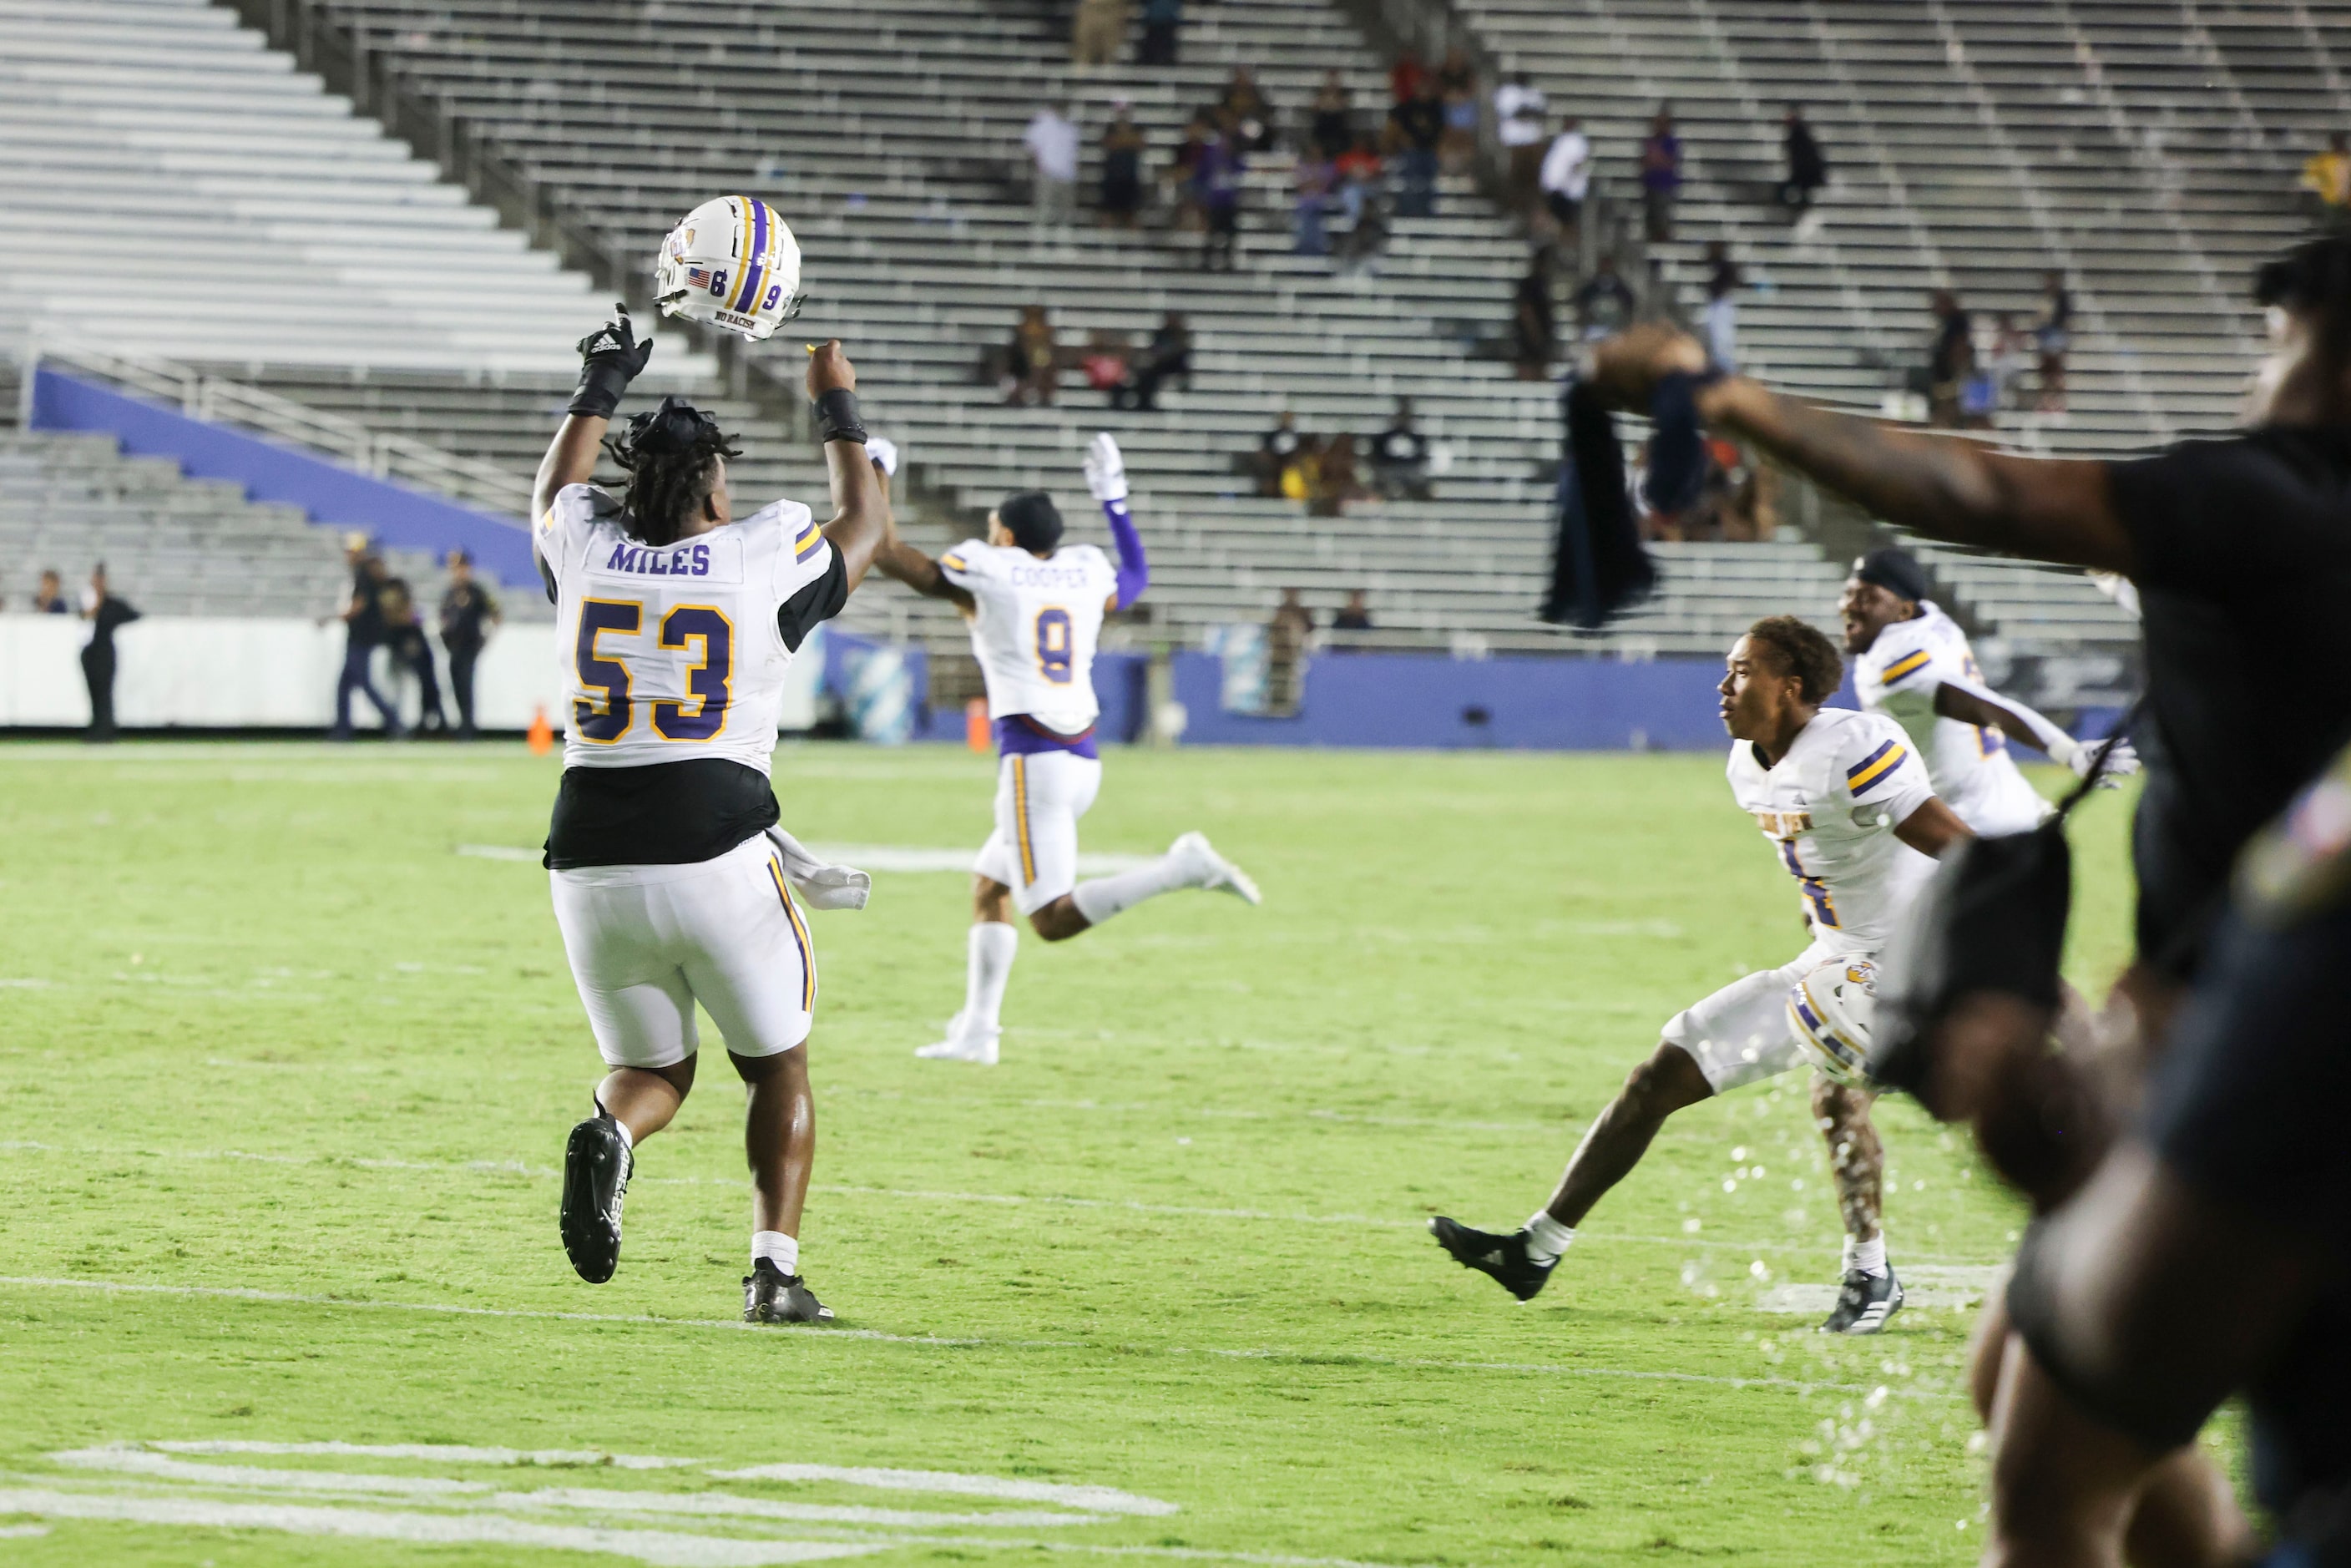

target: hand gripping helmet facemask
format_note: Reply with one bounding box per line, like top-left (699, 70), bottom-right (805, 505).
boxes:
top-left (1786, 957), bottom-right (1879, 1087)
top-left (655, 196), bottom-right (806, 341)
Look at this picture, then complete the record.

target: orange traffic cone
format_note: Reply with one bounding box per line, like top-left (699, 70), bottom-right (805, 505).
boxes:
top-left (965, 697), bottom-right (990, 753)
top-left (527, 705), bottom-right (555, 756)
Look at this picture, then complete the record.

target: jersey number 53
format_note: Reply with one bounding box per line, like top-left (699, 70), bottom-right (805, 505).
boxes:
top-left (574, 599), bottom-right (734, 742)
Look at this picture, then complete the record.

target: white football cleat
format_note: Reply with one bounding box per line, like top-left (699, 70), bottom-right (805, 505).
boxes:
top-left (916, 1012), bottom-right (1000, 1065)
top-left (1170, 831), bottom-right (1261, 906)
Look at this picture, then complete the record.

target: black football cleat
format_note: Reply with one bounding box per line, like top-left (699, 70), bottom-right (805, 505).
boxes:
top-left (1429, 1216), bottom-right (1557, 1302)
top-left (559, 1113), bottom-right (632, 1284)
top-left (1819, 1267), bottom-right (1904, 1334)
top-left (743, 1259), bottom-right (835, 1324)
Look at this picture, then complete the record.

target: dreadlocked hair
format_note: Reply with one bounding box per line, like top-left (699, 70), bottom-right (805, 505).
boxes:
top-left (603, 395), bottom-right (741, 547)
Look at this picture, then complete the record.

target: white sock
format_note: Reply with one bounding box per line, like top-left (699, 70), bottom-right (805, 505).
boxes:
top-left (1846, 1234), bottom-right (1888, 1278)
top-left (595, 1100), bottom-right (634, 1154)
top-left (964, 922), bottom-right (1019, 1033)
top-left (1524, 1211), bottom-right (1575, 1263)
top-left (752, 1231), bottom-right (798, 1277)
top-left (1070, 851), bottom-right (1196, 926)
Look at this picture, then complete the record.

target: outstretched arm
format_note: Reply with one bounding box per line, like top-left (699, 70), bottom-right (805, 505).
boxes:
top-left (1934, 681), bottom-right (2138, 781)
top-left (1590, 325), bottom-right (2137, 574)
top-left (1893, 796), bottom-right (1975, 858)
top-left (873, 539), bottom-right (976, 609)
top-left (534, 303), bottom-right (655, 522)
top-left (808, 341), bottom-right (893, 592)
top-left (1083, 432), bottom-right (1149, 608)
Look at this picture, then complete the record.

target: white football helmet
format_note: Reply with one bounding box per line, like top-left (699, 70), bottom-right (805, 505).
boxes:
top-left (655, 195), bottom-right (806, 341)
top-left (1787, 957), bottom-right (1880, 1086)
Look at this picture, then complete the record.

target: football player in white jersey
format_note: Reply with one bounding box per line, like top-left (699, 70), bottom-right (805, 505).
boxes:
top-left (1433, 616), bottom-right (1974, 1333)
top-left (1841, 546), bottom-right (2138, 835)
top-left (874, 432), bottom-right (1261, 1065)
top-left (532, 307), bottom-right (893, 1324)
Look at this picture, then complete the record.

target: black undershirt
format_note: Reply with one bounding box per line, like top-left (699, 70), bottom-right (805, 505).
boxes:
top-left (2105, 426), bottom-right (2351, 975)
top-left (543, 548), bottom-right (847, 870)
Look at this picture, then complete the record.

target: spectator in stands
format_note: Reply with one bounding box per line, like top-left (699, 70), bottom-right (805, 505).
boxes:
top-left (1309, 72), bottom-right (1354, 166)
top-left (2033, 270), bottom-right (2072, 412)
top-left (1989, 311), bottom-right (2029, 411)
top-left (2301, 131), bottom-right (2351, 224)
top-left (1312, 433), bottom-right (1368, 513)
top-left (1539, 114), bottom-right (1590, 247)
top-left (1370, 397), bottom-right (1432, 500)
top-left (437, 549), bottom-right (499, 740)
top-left (1292, 140), bottom-right (1337, 255)
top-left (1100, 104), bottom-right (1147, 225)
top-left (331, 544), bottom-right (400, 741)
top-left (1254, 410), bottom-right (1305, 496)
top-left (1640, 105), bottom-right (1682, 242)
top-left (1070, 0), bottom-right (1126, 70)
top-left (1436, 48), bottom-right (1479, 175)
top-left (1332, 589), bottom-right (1374, 632)
top-left (379, 569), bottom-right (447, 736)
top-left (1267, 588), bottom-right (1315, 714)
top-left (1081, 330), bottom-right (1134, 403)
top-left (1928, 288), bottom-right (1976, 428)
top-left (1511, 250), bottom-right (1556, 381)
top-left (1007, 305), bottom-right (1059, 406)
top-left (1494, 73), bottom-right (1550, 213)
top-left (1195, 119), bottom-right (1246, 271)
top-left (1024, 103), bottom-right (1082, 231)
top-left (1138, 0), bottom-right (1181, 65)
top-left (1167, 116), bottom-right (1211, 230)
top-left (1389, 51), bottom-right (1424, 105)
top-left (1701, 240), bottom-right (1741, 372)
top-left (78, 563), bottom-right (138, 743)
top-left (1217, 67), bottom-right (1276, 153)
top-left (1574, 253), bottom-right (1638, 341)
top-left (1112, 311), bottom-right (1191, 410)
top-left (1332, 160), bottom-right (1391, 276)
top-left (1387, 77), bottom-right (1445, 218)
top-left (1778, 104), bottom-right (1827, 215)
top-left (30, 569), bottom-right (68, 614)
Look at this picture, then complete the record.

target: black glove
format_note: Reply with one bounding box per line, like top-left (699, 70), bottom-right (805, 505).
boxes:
top-left (569, 303), bottom-right (655, 418)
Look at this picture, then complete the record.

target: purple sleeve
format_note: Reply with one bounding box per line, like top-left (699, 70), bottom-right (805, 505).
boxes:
top-left (1105, 498), bottom-right (1149, 608)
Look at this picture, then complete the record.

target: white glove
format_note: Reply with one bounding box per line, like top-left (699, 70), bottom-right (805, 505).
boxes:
top-left (2049, 732), bottom-right (2141, 787)
top-left (1082, 431), bottom-right (1127, 503)
top-left (864, 435), bottom-right (899, 478)
top-left (763, 827), bottom-right (871, 912)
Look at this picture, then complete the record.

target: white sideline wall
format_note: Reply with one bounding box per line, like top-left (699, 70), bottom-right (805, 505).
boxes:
top-left (0, 617), bottom-right (822, 732)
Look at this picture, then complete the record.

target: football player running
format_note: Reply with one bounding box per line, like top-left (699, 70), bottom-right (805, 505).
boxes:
top-left (1432, 617), bottom-right (1973, 1333)
top-left (533, 301), bottom-right (892, 1324)
top-left (1840, 544), bottom-right (2137, 834)
top-left (875, 432), bottom-right (1260, 1065)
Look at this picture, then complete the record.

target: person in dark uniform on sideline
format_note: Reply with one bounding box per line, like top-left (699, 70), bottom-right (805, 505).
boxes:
top-left (437, 549), bottom-right (501, 738)
top-left (379, 568), bottom-right (447, 735)
top-left (330, 549), bottom-right (401, 741)
top-left (78, 563), bottom-right (139, 742)
top-left (1585, 228), bottom-right (2351, 1568)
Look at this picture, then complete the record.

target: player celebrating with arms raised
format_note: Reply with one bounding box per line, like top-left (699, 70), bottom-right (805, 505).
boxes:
top-left (533, 301), bottom-right (892, 1324)
top-left (1433, 617), bottom-right (1972, 1333)
top-left (877, 432), bottom-right (1260, 1065)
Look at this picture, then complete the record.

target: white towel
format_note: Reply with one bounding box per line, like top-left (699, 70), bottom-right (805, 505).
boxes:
top-left (763, 827), bottom-right (872, 912)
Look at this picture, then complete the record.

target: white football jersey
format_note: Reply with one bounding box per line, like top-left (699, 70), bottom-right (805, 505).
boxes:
top-left (1854, 601), bottom-right (2050, 836)
top-left (1727, 707), bottom-right (1939, 958)
top-left (538, 483), bottom-right (834, 773)
top-left (940, 538), bottom-right (1119, 734)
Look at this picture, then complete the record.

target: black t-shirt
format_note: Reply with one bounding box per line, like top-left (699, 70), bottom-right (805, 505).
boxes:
top-left (87, 594), bottom-right (139, 654)
top-left (349, 572), bottom-right (387, 645)
top-left (2107, 427), bottom-right (2351, 973)
top-left (542, 549), bottom-right (847, 870)
top-left (2142, 904), bottom-right (2351, 1519)
top-left (439, 582), bottom-right (496, 652)
top-left (1374, 427), bottom-right (1427, 466)
top-left (1389, 98), bottom-right (1443, 152)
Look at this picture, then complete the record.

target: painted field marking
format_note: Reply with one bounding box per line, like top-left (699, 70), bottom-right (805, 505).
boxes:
top-left (704, 1465), bottom-right (1177, 1518)
top-left (149, 1440), bottom-right (695, 1469)
top-left (1757, 1265), bottom-right (2002, 1316)
top-left (0, 1277), bottom-right (1964, 1400)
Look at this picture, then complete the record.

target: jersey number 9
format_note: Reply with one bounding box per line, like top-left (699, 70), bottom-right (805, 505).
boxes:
top-left (1034, 607), bottom-right (1074, 685)
top-left (573, 599), bottom-right (735, 743)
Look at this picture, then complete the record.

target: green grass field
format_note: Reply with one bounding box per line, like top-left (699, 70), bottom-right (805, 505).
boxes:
top-left (0, 740), bottom-right (2141, 1567)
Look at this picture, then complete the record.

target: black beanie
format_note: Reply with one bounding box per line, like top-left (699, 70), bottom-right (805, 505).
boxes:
top-left (999, 491), bottom-right (1064, 553)
top-left (1852, 547), bottom-right (1933, 605)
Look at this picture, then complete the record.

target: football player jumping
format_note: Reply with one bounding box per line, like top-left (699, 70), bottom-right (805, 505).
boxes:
top-left (873, 432), bottom-right (1261, 1065)
top-left (1433, 616), bottom-right (1974, 1333)
top-left (532, 280), bottom-right (893, 1323)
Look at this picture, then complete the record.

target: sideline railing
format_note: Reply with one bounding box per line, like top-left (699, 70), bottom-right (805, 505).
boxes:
top-left (21, 332), bottom-right (531, 521)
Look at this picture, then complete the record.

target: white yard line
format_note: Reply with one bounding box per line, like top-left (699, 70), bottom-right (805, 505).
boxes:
top-left (0, 1277), bottom-right (1963, 1400)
